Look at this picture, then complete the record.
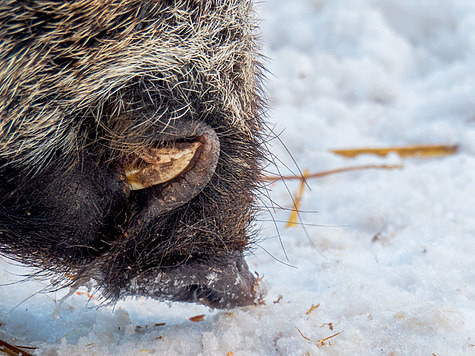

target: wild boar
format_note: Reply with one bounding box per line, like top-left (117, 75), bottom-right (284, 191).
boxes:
top-left (0, 0), bottom-right (265, 308)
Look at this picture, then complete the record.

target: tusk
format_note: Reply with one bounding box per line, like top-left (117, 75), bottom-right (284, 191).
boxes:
top-left (125, 141), bottom-right (202, 191)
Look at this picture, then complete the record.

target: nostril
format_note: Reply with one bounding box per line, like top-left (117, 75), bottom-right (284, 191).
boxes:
top-left (186, 284), bottom-right (221, 305)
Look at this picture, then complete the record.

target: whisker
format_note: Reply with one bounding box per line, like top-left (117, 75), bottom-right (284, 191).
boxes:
top-left (255, 244), bottom-right (299, 269)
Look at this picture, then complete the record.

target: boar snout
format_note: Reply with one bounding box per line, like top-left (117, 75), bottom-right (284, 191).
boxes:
top-left (126, 252), bottom-right (258, 308)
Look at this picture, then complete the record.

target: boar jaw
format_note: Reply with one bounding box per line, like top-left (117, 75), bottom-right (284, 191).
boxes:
top-left (103, 122), bottom-right (259, 308)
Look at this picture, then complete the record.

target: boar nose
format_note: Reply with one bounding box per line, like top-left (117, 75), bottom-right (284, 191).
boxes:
top-left (125, 252), bottom-right (260, 308)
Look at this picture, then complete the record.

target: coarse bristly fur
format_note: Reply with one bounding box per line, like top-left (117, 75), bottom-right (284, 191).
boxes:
top-left (0, 0), bottom-right (267, 304)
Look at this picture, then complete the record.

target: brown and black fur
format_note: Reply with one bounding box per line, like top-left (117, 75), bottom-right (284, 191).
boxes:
top-left (0, 0), bottom-right (266, 306)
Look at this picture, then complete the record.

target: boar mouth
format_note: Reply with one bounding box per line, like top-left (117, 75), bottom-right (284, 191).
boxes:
top-left (124, 252), bottom-right (258, 308)
top-left (107, 122), bottom-right (260, 308)
top-left (123, 122), bottom-right (220, 218)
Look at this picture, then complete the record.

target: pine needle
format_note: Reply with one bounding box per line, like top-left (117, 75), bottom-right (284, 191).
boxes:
top-left (295, 327), bottom-right (311, 341)
top-left (286, 169), bottom-right (309, 227)
top-left (0, 339), bottom-right (35, 356)
top-left (189, 314), bottom-right (205, 322)
top-left (331, 144), bottom-right (458, 158)
top-left (317, 331), bottom-right (344, 347)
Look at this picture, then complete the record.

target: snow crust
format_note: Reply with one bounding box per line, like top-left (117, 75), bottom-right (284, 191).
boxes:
top-left (1, 0), bottom-right (475, 354)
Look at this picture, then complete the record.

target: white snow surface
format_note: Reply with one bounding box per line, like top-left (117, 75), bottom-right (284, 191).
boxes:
top-left (2, 0), bottom-right (475, 354)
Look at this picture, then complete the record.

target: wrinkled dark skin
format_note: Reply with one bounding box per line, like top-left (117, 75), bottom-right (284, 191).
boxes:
top-left (0, 0), bottom-right (265, 308)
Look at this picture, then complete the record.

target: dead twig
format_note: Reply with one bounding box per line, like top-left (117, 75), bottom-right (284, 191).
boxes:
top-left (305, 304), bottom-right (320, 316)
top-left (264, 164), bottom-right (403, 183)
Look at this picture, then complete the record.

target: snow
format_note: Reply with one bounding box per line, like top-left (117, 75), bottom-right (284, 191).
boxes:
top-left (2, 0), bottom-right (475, 354)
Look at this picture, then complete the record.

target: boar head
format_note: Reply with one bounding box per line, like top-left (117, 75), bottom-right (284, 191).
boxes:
top-left (0, 0), bottom-right (265, 308)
